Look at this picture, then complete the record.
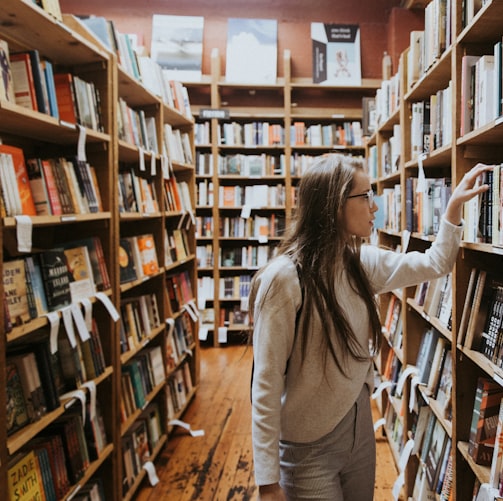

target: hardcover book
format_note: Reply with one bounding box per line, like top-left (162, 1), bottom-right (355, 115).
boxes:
top-left (225, 18), bottom-right (277, 84)
top-left (151, 14), bottom-right (204, 82)
top-left (8, 450), bottom-right (47, 501)
top-left (3, 258), bottom-right (31, 325)
top-left (0, 38), bottom-right (15, 103)
top-left (6, 361), bottom-right (29, 435)
top-left (39, 248), bottom-right (72, 311)
top-left (311, 23), bottom-right (361, 86)
top-left (0, 144), bottom-right (37, 216)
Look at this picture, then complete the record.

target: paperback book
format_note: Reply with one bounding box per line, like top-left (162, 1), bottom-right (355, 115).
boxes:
top-left (311, 23), bottom-right (361, 86)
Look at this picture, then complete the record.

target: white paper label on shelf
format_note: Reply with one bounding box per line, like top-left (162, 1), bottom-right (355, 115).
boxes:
top-left (81, 380), bottom-right (97, 421)
top-left (187, 299), bottom-right (200, 318)
top-left (15, 215), bottom-right (32, 252)
top-left (150, 153), bottom-right (156, 176)
top-left (139, 147), bottom-right (146, 171)
top-left (166, 317), bottom-right (175, 335)
top-left (258, 235), bottom-right (268, 244)
top-left (61, 389), bottom-right (86, 421)
top-left (47, 311), bottom-right (61, 354)
top-left (143, 461), bottom-right (160, 486)
top-left (80, 297), bottom-right (93, 331)
top-left (474, 483), bottom-right (500, 501)
top-left (372, 380), bottom-right (393, 400)
top-left (409, 375), bottom-right (421, 413)
top-left (62, 306), bottom-right (77, 348)
top-left (77, 124), bottom-right (87, 162)
top-left (241, 204), bottom-right (251, 219)
top-left (184, 303), bottom-right (198, 322)
top-left (396, 366), bottom-right (418, 396)
top-left (218, 327), bottom-right (228, 343)
top-left (96, 292), bottom-right (120, 321)
top-left (168, 419), bottom-right (205, 437)
top-left (199, 326), bottom-right (209, 341)
top-left (416, 153), bottom-right (427, 192)
top-left (401, 230), bottom-right (411, 253)
top-left (71, 303), bottom-right (91, 342)
top-left (161, 155), bottom-right (169, 179)
top-left (373, 417), bottom-right (386, 432)
top-left (392, 471), bottom-right (404, 501)
top-left (398, 439), bottom-right (415, 472)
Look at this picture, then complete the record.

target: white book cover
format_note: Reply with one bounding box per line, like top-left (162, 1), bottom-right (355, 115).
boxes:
top-left (225, 18), bottom-right (278, 84)
top-left (311, 23), bottom-right (361, 86)
top-left (151, 15), bottom-right (204, 82)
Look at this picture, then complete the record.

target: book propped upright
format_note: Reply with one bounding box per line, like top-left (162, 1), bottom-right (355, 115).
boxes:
top-left (151, 14), bottom-right (204, 83)
top-left (311, 23), bottom-right (362, 86)
top-left (0, 39), bottom-right (15, 103)
top-left (225, 18), bottom-right (278, 84)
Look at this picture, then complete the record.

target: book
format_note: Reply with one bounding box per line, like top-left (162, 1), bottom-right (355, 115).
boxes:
top-left (63, 244), bottom-right (96, 302)
top-left (25, 157), bottom-right (51, 215)
top-left (53, 72), bottom-right (78, 124)
top-left (41, 58), bottom-right (59, 119)
top-left (151, 14), bottom-right (204, 82)
top-left (9, 351), bottom-right (47, 421)
top-left (119, 238), bottom-right (138, 284)
top-left (311, 23), bottom-right (361, 86)
top-left (24, 254), bottom-right (49, 317)
top-left (468, 376), bottom-right (503, 466)
top-left (39, 159), bottom-right (62, 215)
top-left (0, 144), bottom-right (37, 216)
top-left (39, 248), bottom-right (72, 311)
top-left (3, 258), bottom-right (32, 325)
top-left (6, 361), bottom-right (30, 435)
top-left (425, 418), bottom-right (448, 489)
top-left (8, 450), bottom-right (47, 501)
top-left (225, 18), bottom-right (278, 84)
top-left (26, 49), bottom-right (49, 114)
top-left (136, 233), bottom-right (160, 276)
top-left (490, 397), bottom-right (503, 489)
top-left (9, 51), bottom-right (38, 110)
top-left (0, 38), bottom-right (15, 103)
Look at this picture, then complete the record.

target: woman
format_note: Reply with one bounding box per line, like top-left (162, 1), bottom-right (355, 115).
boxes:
top-left (249, 154), bottom-right (491, 500)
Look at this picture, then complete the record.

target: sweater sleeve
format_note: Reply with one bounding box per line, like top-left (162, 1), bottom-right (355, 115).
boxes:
top-left (362, 216), bottom-right (464, 294)
top-left (250, 257), bottom-right (303, 486)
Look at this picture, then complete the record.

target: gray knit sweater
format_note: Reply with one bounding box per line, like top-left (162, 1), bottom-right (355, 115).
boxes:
top-left (251, 217), bottom-right (463, 486)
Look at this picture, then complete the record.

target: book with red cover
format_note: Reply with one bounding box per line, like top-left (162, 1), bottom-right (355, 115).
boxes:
top-left (39, 159), bottom-right (62, 215)
top-left (53, 72), bottom-right (78, 123)
top-left (0, 144), bottom-right (37, 216)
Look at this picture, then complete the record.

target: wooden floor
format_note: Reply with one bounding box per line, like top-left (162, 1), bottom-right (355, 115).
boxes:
top-left (135, 344), bottom-right (400, 501)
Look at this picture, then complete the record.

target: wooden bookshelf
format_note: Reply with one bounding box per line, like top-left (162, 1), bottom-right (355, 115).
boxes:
top-left (187, 48), bottom-right (379, 345)
top-left (0, 3), bottom-right (198, 500)
top-left (371, 0), bottom-right (503, 499)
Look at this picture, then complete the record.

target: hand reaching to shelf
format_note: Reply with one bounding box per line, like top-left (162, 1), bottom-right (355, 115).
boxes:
top-left (443, 163), bottom-right (494, 227)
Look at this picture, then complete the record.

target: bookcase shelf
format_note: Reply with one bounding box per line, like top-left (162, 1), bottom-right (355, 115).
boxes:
top-left (189, 48), bottom-right (374, 344)
top-left (0, 3), bottom-right (199, 500)
top-left (370, 0), bottom-right (503, 498)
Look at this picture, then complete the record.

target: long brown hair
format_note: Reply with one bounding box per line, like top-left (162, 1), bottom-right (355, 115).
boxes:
top-left (251, 154), bottom-right (382, 375)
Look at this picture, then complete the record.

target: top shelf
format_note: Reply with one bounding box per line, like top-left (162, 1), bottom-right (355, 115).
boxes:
top-left (0, 0), bottom-right (108, 65)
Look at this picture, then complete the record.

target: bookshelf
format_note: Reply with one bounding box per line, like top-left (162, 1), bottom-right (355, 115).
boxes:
top-left (188, 48), bottom-right (379, 345)
top-left (0, 3), bottom-right (199, 500)
top-left (370, 0), bottom-right (503, 499)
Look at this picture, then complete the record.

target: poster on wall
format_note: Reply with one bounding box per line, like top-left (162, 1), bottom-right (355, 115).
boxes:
top-left (151, 14), bottom-right (204, 82)
top-left (225, 18), bottom-right (278, 84)
top-left (311, 23), bottom-right (361, 86)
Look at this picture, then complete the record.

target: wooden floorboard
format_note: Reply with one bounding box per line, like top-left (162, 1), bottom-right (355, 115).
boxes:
top-left (134, 344), bottom-right (401, 500)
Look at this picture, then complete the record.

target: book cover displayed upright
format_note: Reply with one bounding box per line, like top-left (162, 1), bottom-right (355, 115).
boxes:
top-left (151, 14), bottom-right (204, 82)
top-left (311, 23), bottom-right (361, 86)
top-left (39, 248), bottom-right (72, 311)
top-left (0, 38), bottom-right (15, 103)
top-left (225, 18), bottom-right (277, 84)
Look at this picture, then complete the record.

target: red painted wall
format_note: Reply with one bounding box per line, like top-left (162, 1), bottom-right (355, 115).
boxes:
top-left (59, 0), bottom-right (421, 79)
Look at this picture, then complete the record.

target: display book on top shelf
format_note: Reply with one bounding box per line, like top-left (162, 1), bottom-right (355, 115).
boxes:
top-left (0, 2), bottom-right (120, 500)
top-left (187, 48), bottom-right (379, 345)
top-left (369, 1), bottom-right (503, 500)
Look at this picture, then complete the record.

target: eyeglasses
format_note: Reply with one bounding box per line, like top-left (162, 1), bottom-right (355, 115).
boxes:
top-left (347, 189), bottom-right (375, 208)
